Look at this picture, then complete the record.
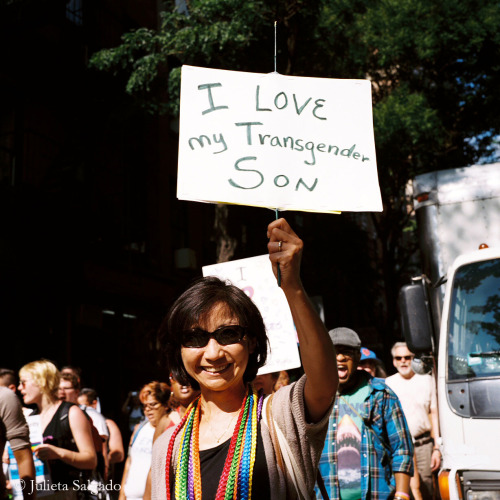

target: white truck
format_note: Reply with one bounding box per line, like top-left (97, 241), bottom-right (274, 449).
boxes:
top-left (398, 163), bottom-right (500, 500)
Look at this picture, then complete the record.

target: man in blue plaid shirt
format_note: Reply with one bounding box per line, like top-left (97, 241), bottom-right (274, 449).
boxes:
top-left (316, 328), bottom-right (414, 500)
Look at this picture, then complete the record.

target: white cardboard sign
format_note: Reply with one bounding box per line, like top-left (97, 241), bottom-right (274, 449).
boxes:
top-left (178, 65), bottom-right (382, 213)
top-left (202, 255), bottom-right (301, 375)
top-left (9, 415), bottom-right (52, 498)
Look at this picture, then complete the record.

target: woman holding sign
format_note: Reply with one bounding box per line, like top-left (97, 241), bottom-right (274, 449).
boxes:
top-left (151, 218), bottom-right (338, 499)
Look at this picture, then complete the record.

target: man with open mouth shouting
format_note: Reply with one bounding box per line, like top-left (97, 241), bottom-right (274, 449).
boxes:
top-left (316, 328), bottom-right (414, 500)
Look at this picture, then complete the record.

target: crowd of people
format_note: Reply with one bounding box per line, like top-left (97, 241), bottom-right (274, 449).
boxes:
top-left (1, 218), bottom-right (442, 500)
top-left (0, 364), bottom-right (205, 500)
top-left (0, 361), bottom-right (297, 500)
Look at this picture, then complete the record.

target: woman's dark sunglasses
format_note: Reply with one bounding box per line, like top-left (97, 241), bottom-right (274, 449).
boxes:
top-left (181, 325), bottom-right (247, 348)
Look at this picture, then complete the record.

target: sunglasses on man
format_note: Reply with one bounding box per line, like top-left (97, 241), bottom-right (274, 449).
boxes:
top-left (394, 355), bottom-right (414, 361)
top-left (335, 346), bottom-right (359, 358)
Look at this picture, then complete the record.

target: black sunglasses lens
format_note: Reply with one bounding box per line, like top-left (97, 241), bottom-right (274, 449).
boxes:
top-left (215, 326), bottom-right (244, 345)
top-left (181, 329), bottom-right (208, 348)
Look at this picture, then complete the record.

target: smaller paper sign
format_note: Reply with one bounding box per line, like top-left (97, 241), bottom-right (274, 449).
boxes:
top-left (8, 415), bottom-right (52, 498)
top-left (178, 65), bottom-right (382, 213)
top-left (203, 255), bottom-right (301, 374)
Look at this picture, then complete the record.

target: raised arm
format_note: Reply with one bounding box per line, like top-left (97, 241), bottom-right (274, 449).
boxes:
top-left (267, 218), bottom-right (338, 422)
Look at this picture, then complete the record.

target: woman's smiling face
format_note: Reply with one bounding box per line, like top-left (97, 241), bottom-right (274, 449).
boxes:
top-left (180, 302), bottom-right (254, 394)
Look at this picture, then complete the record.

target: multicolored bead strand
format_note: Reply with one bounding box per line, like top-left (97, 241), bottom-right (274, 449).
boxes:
top-left (175, 401), bottom-right (198, 499)
top-left (165, 386), bottom-right (264, 500)
top-left (215, 389), bottom-right (249, 500)
top-left (223, 392), bottom-right (251, 500)
top-left (191, 402), bottom-right (202, 500)
top-left (249, 394), bottom-right (264, 499)
top-left (165, 397), bottom-right (200, 500)
top-left (236, 391), bottom-right (254, 500)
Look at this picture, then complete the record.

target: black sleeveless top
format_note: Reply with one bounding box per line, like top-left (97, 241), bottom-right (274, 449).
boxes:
top-left (42, 402), bottom-right (81, 485)
top-left (199, 426), bottom-right (270, 499)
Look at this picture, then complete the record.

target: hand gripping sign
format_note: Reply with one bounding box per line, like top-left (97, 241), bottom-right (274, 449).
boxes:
top-left (177, 65), bottom-right (382, 213)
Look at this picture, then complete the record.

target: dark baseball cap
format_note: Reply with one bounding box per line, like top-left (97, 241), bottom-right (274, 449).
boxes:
top-left (328, 327), bottom-right (362, 348)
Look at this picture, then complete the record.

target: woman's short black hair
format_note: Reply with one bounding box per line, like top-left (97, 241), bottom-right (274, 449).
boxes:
top-left (159, 276), bottom-right (269, 390)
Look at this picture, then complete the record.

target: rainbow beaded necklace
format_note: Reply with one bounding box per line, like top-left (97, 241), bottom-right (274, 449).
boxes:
top-left (165, 385), bottom-right (264, 500)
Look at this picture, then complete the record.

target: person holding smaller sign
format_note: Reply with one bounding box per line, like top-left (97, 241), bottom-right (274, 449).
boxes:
top-left (151, 218), bottom-right (338, 500)
top-left (18, 360), bottom-right (97, 497)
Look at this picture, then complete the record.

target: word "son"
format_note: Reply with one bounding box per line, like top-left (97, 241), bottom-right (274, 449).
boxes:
top-left (228, 157), bottom-right (318, 192)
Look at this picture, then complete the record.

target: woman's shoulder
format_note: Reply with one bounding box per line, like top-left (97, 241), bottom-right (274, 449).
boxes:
top-left (67, 402), bottom-right (88, 421)
top-left (153, 414), bottom-right (175, 443)
top-left (153, 425), bottom-right (175, 456)
top-left (48, 400), bottom-right (75, 425)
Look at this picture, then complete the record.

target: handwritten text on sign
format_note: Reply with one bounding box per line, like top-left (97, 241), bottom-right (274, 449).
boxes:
top-left (177, 65), bottom-right (382, 213)
top-left (202, 255), bottom-right (301, 375)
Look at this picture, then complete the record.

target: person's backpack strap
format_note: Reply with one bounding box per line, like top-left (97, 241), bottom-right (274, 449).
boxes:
top-left (130, 420), bottom-right (149, 447)
top-left (58, 402), bottom-right (75, 449)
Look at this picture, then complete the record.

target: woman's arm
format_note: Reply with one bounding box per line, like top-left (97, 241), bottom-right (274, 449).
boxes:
top-left (106, 418), bottom-right (125, 464)
top-left (119, 422), bottom-right (140, 500)
top-left (34, 405), bottom-right (97, 469)
top-left (267, 218), bottom-right (338, 422)
top-left (119, 456), bottom-right (132, 500)
top-left (143, 469), bottom-right (152, 500)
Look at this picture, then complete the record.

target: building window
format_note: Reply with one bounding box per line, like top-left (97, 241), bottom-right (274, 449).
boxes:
top-left (66, 0), bottom-right (83, 26)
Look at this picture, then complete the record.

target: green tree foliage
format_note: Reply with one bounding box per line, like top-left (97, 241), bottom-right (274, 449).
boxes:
top-left (90, 0), bottom-right (275, 114)
top-left (310, 0), bottom-right (500, 329)
top-left (90, 0), bottom-right (500, 187)
top-left (90, 0), bottom-right (500, 333)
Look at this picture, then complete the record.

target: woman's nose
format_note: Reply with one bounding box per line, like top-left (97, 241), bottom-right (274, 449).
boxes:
top-left (204, 337), bottom-right (224, 358)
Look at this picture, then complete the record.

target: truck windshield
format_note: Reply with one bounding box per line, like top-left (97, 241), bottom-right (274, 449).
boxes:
top-left (448, 258), bottom-right (500, 380)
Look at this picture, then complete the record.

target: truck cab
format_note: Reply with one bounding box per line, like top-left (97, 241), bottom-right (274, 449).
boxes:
top-left (437, 248), bottom-right (500, 499)
top-left (399, 164), bottom-right (500, 499)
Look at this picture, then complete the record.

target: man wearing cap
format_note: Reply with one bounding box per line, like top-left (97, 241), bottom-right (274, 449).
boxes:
top-left (358, 348), bottom-right (387, 378)
top-left (316, 328), bottom-right (414, 500)
top-left (386, 342), bottom-right (441, 500)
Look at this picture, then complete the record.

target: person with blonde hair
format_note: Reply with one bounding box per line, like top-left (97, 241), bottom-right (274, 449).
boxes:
top-left (18, 360), bottom-right (97, 497)
top-left (120, 382), bottom-right (170, 500)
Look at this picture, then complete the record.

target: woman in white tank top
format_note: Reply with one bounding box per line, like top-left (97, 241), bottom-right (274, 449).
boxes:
top-left (120, 382), bottom-right (170, 500)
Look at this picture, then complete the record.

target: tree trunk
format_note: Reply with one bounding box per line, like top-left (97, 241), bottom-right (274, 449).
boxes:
top-left (214, 204), bottom-right (237, 263)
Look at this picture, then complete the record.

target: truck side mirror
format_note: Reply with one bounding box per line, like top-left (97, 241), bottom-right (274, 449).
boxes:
top-left (398, 282), bottom-right (433, 354)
